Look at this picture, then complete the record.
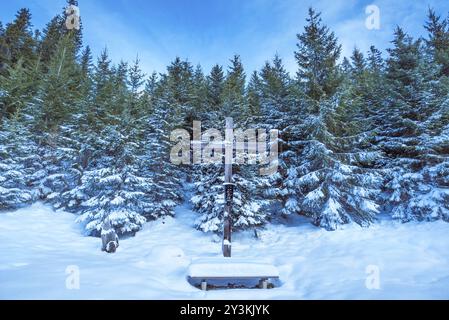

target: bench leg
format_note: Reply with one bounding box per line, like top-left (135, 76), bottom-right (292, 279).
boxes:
top-left (201, 281), bottom-right (207, 291)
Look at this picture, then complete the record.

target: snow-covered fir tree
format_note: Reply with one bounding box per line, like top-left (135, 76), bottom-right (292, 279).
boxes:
top-left (0, 120), bottom-right (41, 210)
top-left (140, 95), bottom-right (183, 219)
top-left (280, 9), bottom-right (383, 230)
top-left (0, 56), bottom-right (42, 211)
top-left (380, 27), bottom-right (442, 222)
top-left (293, 97), bottom-right (383, 230)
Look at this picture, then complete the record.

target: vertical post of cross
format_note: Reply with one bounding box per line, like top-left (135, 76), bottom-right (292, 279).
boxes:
top-left (223, 117), bottom-right (233, 257)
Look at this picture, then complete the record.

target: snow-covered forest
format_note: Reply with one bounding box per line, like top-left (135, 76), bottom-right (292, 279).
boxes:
top-left (1, 0), bottom-right (448, 238)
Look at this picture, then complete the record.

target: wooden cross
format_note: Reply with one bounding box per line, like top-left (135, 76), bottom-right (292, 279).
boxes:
top-left (186, 118), bottom-right (278, 260)
top-left (190, 118), bottom-right (235, 257)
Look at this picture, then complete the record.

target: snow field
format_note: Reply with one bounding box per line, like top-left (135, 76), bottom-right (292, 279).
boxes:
top-left (1, 203), bottom-right (449, 299)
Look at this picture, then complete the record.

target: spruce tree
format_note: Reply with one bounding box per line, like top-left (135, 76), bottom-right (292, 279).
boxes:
top-left (257, 55), bottom-right (297, 214)
top-left (3, 8), bottom-right (36, 66)
top-left (259, 55), bottom-right (292, 128)
top-left (38, 35), bottom-right (81, 131)
top-left (295, 8), bottom-right (342, 102)
top-left (40, 16), bottom-right (65, 67)
top-left (222, 55), bottom-right (247, 122)
top-left (207, 64), bottom-right (225, 112)
top-left (80, 46), bottom-right (92, 77)
top-left (127, 57), bottom-right (145, 118)
top-left (381, 27), bottom-right (440, 221)
top-left (141, 72), bottom-right (158, 114)
top-left (91, 48), bottom-right (114, 126)
top-left (0, 120), bottom-right (41, 211)
top-left (286, 9), bottom-right (382, 230)
top-left (78, 46), bottom-right (93, 118)
top-left (67, 124), bottom-right (148, 236)
top-left (0, 58), bottom-right (34, 119)
top-left (367, 45), bottom-right (385, 73)
top-left (425, 9), bottom-right (449, 77)
top-left (343, 48), bottom-right (374, 124)
top-left (247, 71), bottom-right (261, 117)
top-left (36, 33), bottom-right (86, 210)
top-left (141, 102), bottom-right (183, 220)
top-left (420, 94), bottom-right (449, 221)
top-left (190, 65), bottom-right (208, 122)
top-left (160, 57), bottom-right (195, 131)
top-left (354, 45), bottom-right (388, 130)
top-left (110, 61), bottom-right (128, 118)
top-left (350, 48), bottom-right (366, 76)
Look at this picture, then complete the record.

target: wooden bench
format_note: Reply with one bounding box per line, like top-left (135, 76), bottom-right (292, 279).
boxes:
top-left (187, 258), bottom-right (280, 290)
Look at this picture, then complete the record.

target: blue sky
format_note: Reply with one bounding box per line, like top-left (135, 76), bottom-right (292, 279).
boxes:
top-left (1, 0), bottom-right (448, 76)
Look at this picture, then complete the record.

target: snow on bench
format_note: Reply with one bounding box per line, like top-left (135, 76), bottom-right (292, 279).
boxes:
top-left (187, 258), bottom-right (279, 290)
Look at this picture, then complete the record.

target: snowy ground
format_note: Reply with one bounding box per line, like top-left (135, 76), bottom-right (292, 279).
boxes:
top-left (1, 203), bottom-right (449, 300)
